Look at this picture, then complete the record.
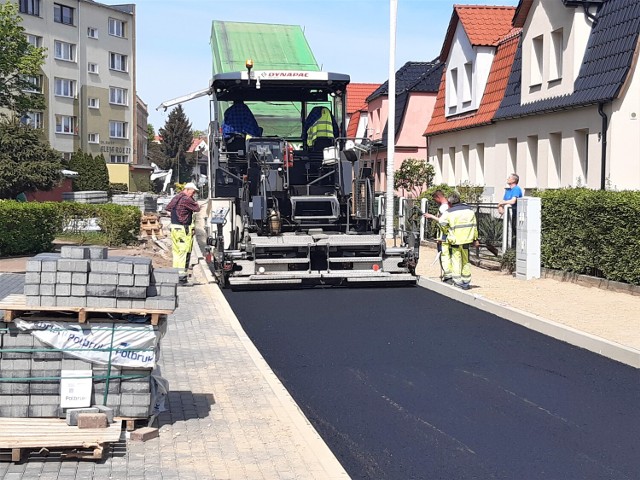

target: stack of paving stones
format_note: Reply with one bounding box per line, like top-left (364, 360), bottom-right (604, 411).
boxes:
top-left (0, 245), bottom-right (177, 419)
top-left (61, 190), bottom-right (109, 204)
top-left (111, 193), bottom-right (158, 213)
top-left (0, 326), bottom-right (154, 418)
top-left (24, 245), bottom-right (179, 311)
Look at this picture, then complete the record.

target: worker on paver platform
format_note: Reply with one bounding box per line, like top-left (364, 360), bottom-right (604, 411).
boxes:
top-left (222, 101), bottom-right (262, 139)
top-left (426, 191), bottom-right (478, 290)
top-left (166, 182), bottom-right (201, 284)
top-left (303, 106), bottom-right (339, 150)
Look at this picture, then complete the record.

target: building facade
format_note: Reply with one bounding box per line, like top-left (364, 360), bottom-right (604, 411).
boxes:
top-left (17, 0), bottom-right (140, 170)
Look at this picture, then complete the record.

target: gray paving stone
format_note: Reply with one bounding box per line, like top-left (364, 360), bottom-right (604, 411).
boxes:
top-left (91, 259), bottom-right (119, 274)
top-left (88, 246), bottom-right (109, 259)
top-left (23, 283), bottom-right (39, 296)
top-left (115, 286), bottom-right (146, 299)
top-left (57, 271), bottom-right (72, 283)
top-left (71, 272), bottom-right (88, 284)
top-left (60, 246), bottom-right (90, 259)
top-left (57, 259), bottom-right (90, 272)
top-left (56, 284), bottom-right (71, 296)
top-left (118, 274), bottom-right (134, 286)
top-left (86, 296), bottom-right (117, 308)
top-left (134, 274), bottom-right (150, 287)
top-left (25, 271), bottom-right (41, 284)
top-left (89, 273), bottom-right (118, 285)
top-left (39, 284), bottom-right (55, 296)
top-left (87, 284), bottom-right (117, 297)
top-left (71, 284), bottom-right (87, 296)
top-left (151, 268), bottom-right (180, 284)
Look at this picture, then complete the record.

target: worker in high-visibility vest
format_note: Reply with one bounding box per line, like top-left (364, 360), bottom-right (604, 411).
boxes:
top-left (423, 189), bottom-right (452, 283)
top-left (426, 191), bottom-right (478, 290)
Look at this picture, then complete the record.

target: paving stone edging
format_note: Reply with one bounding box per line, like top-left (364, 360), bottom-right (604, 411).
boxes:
top-left (190, 238), bottom-right (350, 479)
top-left (417, 277), bottom-right (640, 369)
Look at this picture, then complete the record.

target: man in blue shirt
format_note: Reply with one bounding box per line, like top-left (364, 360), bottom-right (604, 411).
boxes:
top-left (497, 173), bottom-right (523, 215)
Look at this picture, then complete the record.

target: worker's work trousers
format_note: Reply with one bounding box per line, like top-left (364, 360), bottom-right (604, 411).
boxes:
top-left (450, 244), bottom-right (471, 287)
top-left (437, 238), bottom-right (452, 281)
top-left (170, 225), bottom-right (195, 278)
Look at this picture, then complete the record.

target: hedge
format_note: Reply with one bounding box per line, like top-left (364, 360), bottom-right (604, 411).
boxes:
top-left (0, 201), bottom-right (141, 257)
top-left (533, 189), bottom-right (640, 285)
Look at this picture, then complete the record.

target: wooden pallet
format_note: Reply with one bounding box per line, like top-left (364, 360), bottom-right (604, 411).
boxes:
top-left (0, 417), bottom-right (122, 462)
top-left (140, 214), bottom-right (164, 238)
top-left (0, 294), bottom-right (171, 325)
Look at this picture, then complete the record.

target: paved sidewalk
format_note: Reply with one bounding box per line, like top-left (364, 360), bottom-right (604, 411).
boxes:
top-left (0, 271), bottom-right (347, 479)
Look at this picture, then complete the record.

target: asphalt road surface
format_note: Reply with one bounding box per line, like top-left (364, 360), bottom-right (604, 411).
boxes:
top-left (224, 286), bottom-right (640, 480)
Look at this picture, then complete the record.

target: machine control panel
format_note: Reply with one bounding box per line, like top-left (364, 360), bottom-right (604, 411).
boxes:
top-left (210, 206), bottom-right (229, 224)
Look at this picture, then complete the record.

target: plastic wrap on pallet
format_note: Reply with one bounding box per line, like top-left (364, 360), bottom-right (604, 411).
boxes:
top-left (13, 319), bottom-right (166, 369)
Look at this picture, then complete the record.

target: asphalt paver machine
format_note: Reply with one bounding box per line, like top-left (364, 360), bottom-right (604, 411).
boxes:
top-left (205, 67), bottom-right (419, 288)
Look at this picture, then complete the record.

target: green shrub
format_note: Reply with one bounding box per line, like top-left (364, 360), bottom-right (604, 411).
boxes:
top-left (0, 201), bottom-right (61, 256)
top-left (109, 183), bottom-right (129, 195)
top-left (95, 204), bottom-right (140, 246)
top-left (500, 248), bottom-right (516, 273)
top-left (0, 201), bottom-right (141, 257)
top-left (68, 150), bottom-right (110, 192)
top-left (534, 188), bottom-right (640, 285)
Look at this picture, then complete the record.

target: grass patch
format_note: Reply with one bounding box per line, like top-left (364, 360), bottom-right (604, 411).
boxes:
top-left (55, 232), bottom-right (111, 246)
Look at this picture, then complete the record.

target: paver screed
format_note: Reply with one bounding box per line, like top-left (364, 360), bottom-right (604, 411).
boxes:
top-left (0, 272), bottom-right (347, 480)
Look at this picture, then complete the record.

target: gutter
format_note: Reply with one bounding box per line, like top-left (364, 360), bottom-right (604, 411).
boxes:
top-left (597, 102), bottom-right (608, 190)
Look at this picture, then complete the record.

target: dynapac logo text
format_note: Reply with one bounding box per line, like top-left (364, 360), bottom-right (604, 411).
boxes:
top-left (261, 72), bottom-right (310, 78)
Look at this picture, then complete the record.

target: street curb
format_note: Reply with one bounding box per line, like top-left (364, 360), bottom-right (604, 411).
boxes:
top-left (191, 231), bottom-right (349, 478)
top-left (417, 277), bottom-right (640, 369)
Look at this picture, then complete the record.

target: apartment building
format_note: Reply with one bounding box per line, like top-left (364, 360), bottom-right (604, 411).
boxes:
top-left (17, 0), bottom-right (145, 177)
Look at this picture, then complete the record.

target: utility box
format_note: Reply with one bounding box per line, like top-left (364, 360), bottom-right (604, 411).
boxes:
top-left (515, 196), bottom-right (541, 280)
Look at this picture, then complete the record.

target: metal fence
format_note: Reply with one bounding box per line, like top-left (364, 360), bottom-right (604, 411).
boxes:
top-left (417, 199), bottom-right (515, 257)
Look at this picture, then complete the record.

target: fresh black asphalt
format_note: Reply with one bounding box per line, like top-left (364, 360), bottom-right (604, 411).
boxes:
top-left (224, 286), bottom-right (640, 480)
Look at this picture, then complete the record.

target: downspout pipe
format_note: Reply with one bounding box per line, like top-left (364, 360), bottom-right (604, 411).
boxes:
top-left (582, 1), bottom-right (598, 26)
top-left (597, 102), bottom-right (608, 190)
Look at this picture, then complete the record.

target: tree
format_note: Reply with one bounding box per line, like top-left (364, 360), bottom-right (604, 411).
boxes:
top-left (394, 158), bottom-right (435, 198)
top-left (0, 117), bottom-right (62, 199)
top-left (0, 3), bottom-right (46, 114)
top-left (147, 123), bottom-right (155, 144)
top-left (159, 105), bottom-right (193, 183)
top-left (68, 150), bottom-right (110, 192)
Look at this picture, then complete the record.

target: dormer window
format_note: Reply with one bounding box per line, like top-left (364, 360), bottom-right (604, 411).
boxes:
top-left (463, 62), bottom-right (473, 104)
top-left (447, 68), bottom-right (458, 113)
top-left (550, 28), bottom-right (564, 82)
top-left (531, 35), bottom-right (544, 87)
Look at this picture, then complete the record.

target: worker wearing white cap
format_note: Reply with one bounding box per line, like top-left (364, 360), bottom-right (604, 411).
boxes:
top-left (166, 183), bottom-right (201, 283)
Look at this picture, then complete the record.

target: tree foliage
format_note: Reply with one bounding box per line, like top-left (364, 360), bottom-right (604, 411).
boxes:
top-left (159, 105), bottom-right (193, 183)
top-left (68, 150), bottom-right (110, 192)
top-left (0, 3), bottom-right (46, 114)
top-left (394, 158), bottom-right (435, 198)
top-left (0, 117), bottom-right (62, 199)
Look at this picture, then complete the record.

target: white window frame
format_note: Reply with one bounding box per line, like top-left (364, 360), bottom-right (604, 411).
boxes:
top-left (109, 52), bottom-right (128, 72)
top-left (54, 40), bottom-right (76, 62)
top-left (55, 115), bottom-right (76, 135)
top-left (87, 27), bottom-right (98, 39)
top-left (25, 112), bottom-right (43, 128)
top-left (462, 62), bottom-right (473, 103)
top-left (110, 154), bottom-right (129, 164)
top-left (108, 18), bottom-right (126, 38)
top-left (25, 33), bottom-right (42, 47)
top-left (88, 62), bottom-right (99, 74)
top-left (22, 75), bottom-right (42, 93)
top-left (109, 86), bottom-right (128, 105)
top-left (88, 133), bottom-right (100, 144)
top-left (447, 68), bottom-right (458, 109)
top-left (109, 121), bottom-right (128, 139)
top-left (88, 98), bottom-right (100, 109)
top-left (54, 77), bottom-right (75, 98)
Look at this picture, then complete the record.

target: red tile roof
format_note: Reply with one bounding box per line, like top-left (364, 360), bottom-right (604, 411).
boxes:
top-left (346, 110), bottom-right (361, 138)
top-left (440, 5), bottom-right (516, 60)
top-left (426, 28), bottom-right (521, 136)
top-left (187, 137), bottom-right (208, 153)
top-left (347, 83), bottom-right (380, 113)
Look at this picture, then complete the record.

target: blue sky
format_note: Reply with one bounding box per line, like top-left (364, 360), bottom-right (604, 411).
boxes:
top-left (102, 0), bottom-right (517, 131)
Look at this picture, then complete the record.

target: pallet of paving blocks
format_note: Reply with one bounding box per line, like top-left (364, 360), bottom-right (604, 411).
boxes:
top-left (0, 246), bottom-right (180, 325)
top-left (0, 319), bottom-right (168, 425)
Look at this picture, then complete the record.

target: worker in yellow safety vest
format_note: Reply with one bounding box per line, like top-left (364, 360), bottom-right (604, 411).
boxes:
top-left (426, 191), bottom-right (478, 290)
top-left (303, 106), bottom-right (339, 149)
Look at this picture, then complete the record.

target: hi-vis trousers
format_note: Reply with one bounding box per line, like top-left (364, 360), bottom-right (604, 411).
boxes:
top-left (170, 224), bottom-right (195, 278)
top-left (450, 243), bottom-right (471, 287)
top-left (438, 238), bottom-right (452, 281)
